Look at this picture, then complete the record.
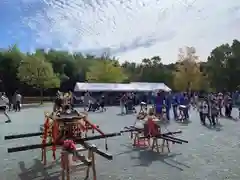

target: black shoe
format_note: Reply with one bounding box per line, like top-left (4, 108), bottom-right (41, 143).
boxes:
top-left (5, 119), bottom-right (11, 123)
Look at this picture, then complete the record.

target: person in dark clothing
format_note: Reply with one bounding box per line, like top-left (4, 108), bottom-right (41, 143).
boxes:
top-left (172, 95), bottom-right (179, 120)
top-left (198, 99), bottom-right (205, 125)
top-left (165, 93), bottom-right (171, 120)
top-left (99, 95), bottom-right (106, 112)
top-left (224, 94), bottom-right (232, 118)
top-left (227, 97), bottom-right (233, 117)
top-left (183, 93), bottom-right (189, 119)
top-left (217, 93), bottom-right (223, 116)
top-left (210, 99), bottom-right (218, 126)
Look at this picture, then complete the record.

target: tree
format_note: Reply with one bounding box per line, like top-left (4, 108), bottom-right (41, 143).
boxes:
top-left (3, 39), bottom-right (240, 95)
top-left (86, 60), bottom-right (127, 83)
top-left (173, 47), bottom-right (204, 91)
top-left (206, 40), bottom-right (240, 91)
top-left (0, 45), bottom-right (23, 94)
top-left (206, 44), bottom-right (232, 91)
top-left (17, 55), bottom-right (60, 102)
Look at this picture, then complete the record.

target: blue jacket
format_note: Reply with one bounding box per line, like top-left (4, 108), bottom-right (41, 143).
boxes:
top-left (172, 95), bottom-right (179, 106)
top-left (165, 95), bottom-right (172, 108)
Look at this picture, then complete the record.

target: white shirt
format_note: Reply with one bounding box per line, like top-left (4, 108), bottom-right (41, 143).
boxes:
top-left (0, 95), bottom-right (9, 106)
top-left (16, 94), bottom-right (22, 102)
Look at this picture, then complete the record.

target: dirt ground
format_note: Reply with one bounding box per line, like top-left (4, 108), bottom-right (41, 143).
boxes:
top-left (1, 105), bottom-right (240, 180)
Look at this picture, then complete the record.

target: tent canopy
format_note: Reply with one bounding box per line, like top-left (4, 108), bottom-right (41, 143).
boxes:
top-left (130, 82), bottom-right (171, 92)
top-left (74, 82), bottom-right (171, 92)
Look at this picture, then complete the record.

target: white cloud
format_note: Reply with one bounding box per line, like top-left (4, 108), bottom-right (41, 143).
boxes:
top-left (21, 0), bottom-right (240, 64)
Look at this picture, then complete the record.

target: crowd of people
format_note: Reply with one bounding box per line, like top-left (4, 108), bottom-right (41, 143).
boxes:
top-left (2, 88), bottom-right (239, 127)
top-left (73, 90), bottom-right (240, 125)
top-left (139, 91), bottom-right (239, 127)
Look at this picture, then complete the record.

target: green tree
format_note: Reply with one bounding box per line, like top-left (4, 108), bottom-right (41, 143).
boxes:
top-left (206, 40), bottom-right (240, 91)
top-left (206, 44), bottom-right (232, 91)
top-left (87, 59), bottom-right (127, 83)
top-left (173, 47), bottom-right (204, 91)
top-left (0, 45), bottom-right (23, 94)
top-left (3, 38), bottom-right (240, 95)
top-left (17, 55), bottom-right (60, 103)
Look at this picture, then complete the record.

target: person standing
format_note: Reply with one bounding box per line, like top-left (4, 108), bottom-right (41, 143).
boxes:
top-left (198, 98), bottom-right (204, 125)
top-left (235, 91), bottom-right (240, 118)
top-left (99, 94), bottom-right (106, 112)
top-left (199, 98), bottom-right (211, 126)
top-left (120, 93), bottom-right (126, 114)
top-left (83, 92), bottom-right (90, 111)
top-left (155, 91), bottom-right (165, 117)
top-left (181, 93), bottom-right (189, 120)
top-left (210, 98), bottom-right (218, 126)
top-left (217, 93), bottom-right (223, 116)
top-left (165, 92), bottom-right (172, 120)
top-left (15, 91), bottom-right (22, 112)
top-left (172, 94), bottom-right (179, 120)
top-left (12, 91), bottom-right (17, 111)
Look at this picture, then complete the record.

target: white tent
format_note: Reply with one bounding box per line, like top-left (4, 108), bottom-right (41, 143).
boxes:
top-left (130, 82), bottom-right (171, 92)
top-left (129, 83), bottom-right (153, 91)
top-left (115, 83), bottom-right (136, 91)
top-left (74, 82), bottom-right (171, 92)
top-left (74, 83), bottom-right (136, 92)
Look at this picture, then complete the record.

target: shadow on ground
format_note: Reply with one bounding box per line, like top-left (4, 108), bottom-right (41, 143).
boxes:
top-left (18, 159), bottom-right (60, 180)
top-left (117, 144), bottom-right (190, 171)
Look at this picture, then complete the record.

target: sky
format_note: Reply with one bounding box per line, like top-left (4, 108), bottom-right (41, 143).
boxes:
top-left (1, 0), bottom-right (240, 64)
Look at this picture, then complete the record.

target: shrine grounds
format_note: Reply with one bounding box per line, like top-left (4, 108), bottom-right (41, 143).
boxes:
top-left (1, 105), bottom-right (240, 180)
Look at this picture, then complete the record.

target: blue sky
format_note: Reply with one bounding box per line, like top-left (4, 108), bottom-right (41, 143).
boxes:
top-left (0, 1), bottom-right (39, 51)
top-left (1, 0), bottom-right (240, 63)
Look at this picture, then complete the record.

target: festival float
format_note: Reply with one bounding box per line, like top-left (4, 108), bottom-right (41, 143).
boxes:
top-left (4, 92), bottom-right (188, 180)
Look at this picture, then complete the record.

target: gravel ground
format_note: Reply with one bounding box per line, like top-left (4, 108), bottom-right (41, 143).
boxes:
top-left (1, 105), bottom-right (240, 180)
